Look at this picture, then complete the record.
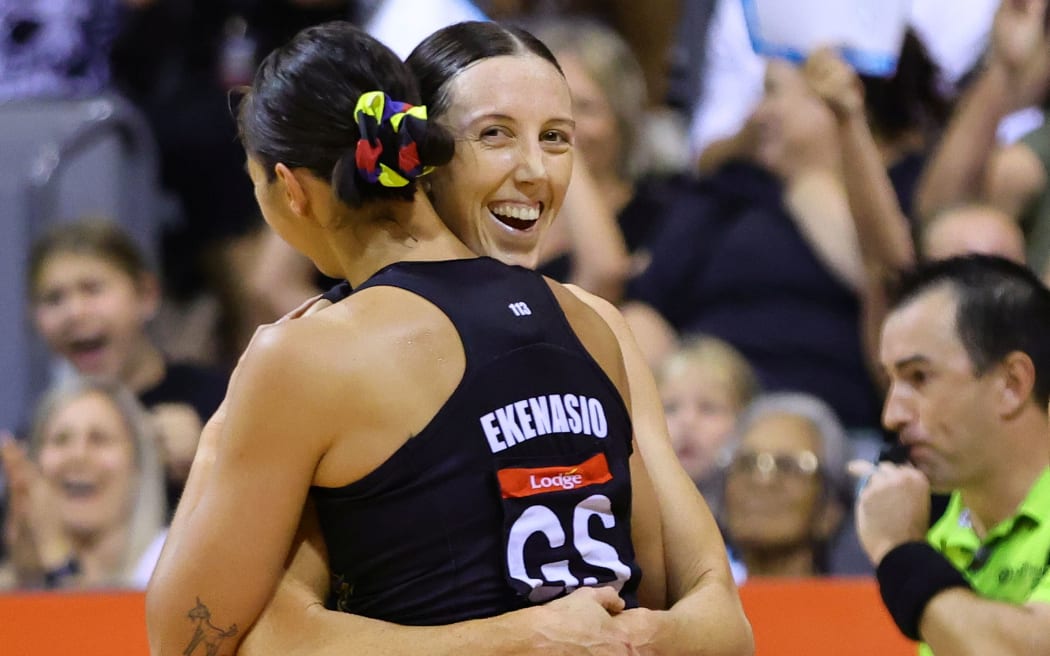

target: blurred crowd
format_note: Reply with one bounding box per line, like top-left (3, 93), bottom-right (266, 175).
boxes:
top-left (0, 0), bottom-right (1047, 594)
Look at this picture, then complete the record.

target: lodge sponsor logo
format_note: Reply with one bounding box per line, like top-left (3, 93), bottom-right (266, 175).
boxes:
top-left (530, 472), bottom-right (584, 491)
top-left (497, 453), bottom-right (612, 499)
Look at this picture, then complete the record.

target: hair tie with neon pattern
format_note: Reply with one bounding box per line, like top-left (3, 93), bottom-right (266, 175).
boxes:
top-left (354, 91), bottom-right (435, 188)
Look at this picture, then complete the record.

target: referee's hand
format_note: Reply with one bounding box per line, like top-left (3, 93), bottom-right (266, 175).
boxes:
top-left (850, 460), bottom-right (931, 565)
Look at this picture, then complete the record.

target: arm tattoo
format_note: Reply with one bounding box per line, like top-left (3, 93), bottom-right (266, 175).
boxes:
top-left (182, 597), bottom-right (238, 656)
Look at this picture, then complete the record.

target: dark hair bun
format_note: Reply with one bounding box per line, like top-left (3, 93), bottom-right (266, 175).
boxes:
top-left (418, 121), bottom-right (455, 169)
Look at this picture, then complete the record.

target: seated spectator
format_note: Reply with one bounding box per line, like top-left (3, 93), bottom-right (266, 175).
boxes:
top-left (0, 376), bottom-right (166, 590)
top-left (657, 335), bottom-right (759, 515)
top-left (27, 219), bottom-right (227, 513)
top-left (719, 392), bottom-right (855, 580)
top-left (109, 1), bottom-right (289, 364)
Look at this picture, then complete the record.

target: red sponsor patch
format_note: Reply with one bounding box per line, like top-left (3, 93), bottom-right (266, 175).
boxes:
top-left (497, 453), bottom-right (612, 499)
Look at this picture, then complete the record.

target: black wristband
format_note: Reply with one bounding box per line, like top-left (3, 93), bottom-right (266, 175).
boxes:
top-left (876, 541), bottom-right (971, 641)
top-left (43, 556), bottom-right (81, 589)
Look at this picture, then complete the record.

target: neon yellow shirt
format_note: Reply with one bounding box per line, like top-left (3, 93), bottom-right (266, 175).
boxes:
top-left (918, 467), bottom-right (1050, 655)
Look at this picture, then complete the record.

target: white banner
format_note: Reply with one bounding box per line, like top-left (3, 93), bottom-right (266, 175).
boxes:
top-left (740, 0), bottom-right (914, 77)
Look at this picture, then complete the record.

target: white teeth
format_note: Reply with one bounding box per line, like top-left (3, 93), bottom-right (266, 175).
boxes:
top-left (490, 204), bottom-right (540, 222)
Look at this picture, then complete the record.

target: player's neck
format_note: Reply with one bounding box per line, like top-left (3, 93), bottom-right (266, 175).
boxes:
top-left (335, 194), bottom-right (475, 287)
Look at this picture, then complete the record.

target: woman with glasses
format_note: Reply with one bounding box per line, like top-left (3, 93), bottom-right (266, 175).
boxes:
top-left (718, 392), bottom-right (856, 579)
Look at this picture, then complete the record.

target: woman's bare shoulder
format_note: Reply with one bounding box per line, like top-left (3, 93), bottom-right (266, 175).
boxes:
top-left (562, 284), bottom-right (635, 345)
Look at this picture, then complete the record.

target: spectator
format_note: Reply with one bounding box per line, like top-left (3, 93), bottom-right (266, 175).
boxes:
top-left (657, 335), bottom-right (759, 515)
top-left (856, 254), bottom-right (1050, 654)
top-left (921, 203), bottom-right (1027, 263)
top-left (0, 376), bottom-right (166, 590)
top-left (623, 30), bottom-right (947, 432)
top-left (719, 392), bottom-right (855, 580)
top-left (27, 219), bottom-right (227, 513)
top-left (526, 17), bottom-right (655, 300)
top-left (623, 58), bottom-right (872, 429)
top-left (803, 45), bottom-right (1030, 391)
top-left (916, 0), bottom-right (1050, 282)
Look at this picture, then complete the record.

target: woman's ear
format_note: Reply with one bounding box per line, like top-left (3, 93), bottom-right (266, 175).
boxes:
top-left (275, 163), bottom-right (310, 218)
top-left (276, 163), bottom-right (341, 228)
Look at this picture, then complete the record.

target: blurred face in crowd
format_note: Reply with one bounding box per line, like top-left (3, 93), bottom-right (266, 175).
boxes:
top-left (661, 360), bottom-right (741, 483)
top-left (557, 52), bottom-right (621, 181)
top-left (723, 412), bottom-right (827, 552)
top-left (428, 54), bottom-right (575, 269)
top-left (921, 205), bottom-right (1027, 264)
top-left (37, 390), bottom-right (138, 538)
top-left (880, 286), bottom-right (1001, 493)
top-left (32, 252), bottom-right (157, 381)
top-left (751, 59), bottom-right (838, 177)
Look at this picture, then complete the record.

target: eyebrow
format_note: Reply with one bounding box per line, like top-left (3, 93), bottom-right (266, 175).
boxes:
top-left (466, 112), bottom-right (575, 128)
top-left (877, 353), bottom-right (921, 380)
top-left (889, 354), bottom-right (929, 372)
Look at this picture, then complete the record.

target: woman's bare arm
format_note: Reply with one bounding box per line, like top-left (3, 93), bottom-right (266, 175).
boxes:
top-left (146, 324), bottom-right (336, 656)
top-left (570, 286), bottom-right (755, 656)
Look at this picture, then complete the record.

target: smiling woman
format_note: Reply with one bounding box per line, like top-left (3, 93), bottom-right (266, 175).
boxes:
top-left (408, 22), bottom-right (574, 270)
top-left (0, 376), bottom-right (167, 590)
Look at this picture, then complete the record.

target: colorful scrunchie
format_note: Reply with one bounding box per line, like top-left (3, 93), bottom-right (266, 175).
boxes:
top-left (354, 91), bottom-right (435, 188)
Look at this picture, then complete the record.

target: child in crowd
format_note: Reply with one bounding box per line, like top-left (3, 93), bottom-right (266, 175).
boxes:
top-left (657, 335), bottom-right (759, 515)
top-left (0, 376), bottom-right (167, 590)
top-left (27, 219), bottom-right (227, 512)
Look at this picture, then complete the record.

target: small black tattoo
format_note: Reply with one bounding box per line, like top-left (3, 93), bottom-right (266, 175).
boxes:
top-left (183, 597), bottom-right (238, 656)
